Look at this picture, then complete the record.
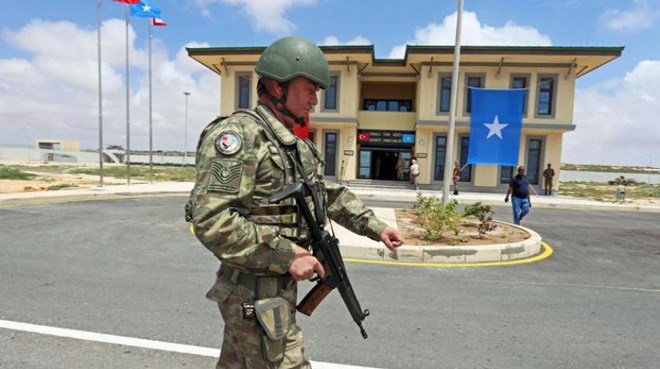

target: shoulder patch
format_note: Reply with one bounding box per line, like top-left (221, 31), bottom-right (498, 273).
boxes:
top-left (215, 131), bottom-right (242, 155)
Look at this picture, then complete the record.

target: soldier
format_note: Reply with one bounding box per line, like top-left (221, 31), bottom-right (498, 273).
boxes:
top-left (543, 163), bottom-right (555, 196)
top-left (186, 36), bottom-right (404, 369)
top-left (452, 161), bottom-right (460, 196)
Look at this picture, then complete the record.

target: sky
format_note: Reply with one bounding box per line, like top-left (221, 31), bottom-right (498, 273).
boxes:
top-left (0, 0), bottom-right (659, 167)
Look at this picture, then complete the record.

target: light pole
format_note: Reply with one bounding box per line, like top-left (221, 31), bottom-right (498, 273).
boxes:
top-left (183, 92), bottom-right (191, 165)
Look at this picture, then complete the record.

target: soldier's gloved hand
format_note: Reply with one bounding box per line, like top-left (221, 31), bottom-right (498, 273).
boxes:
top-left (289, 246), bottom-right (325, 281)
top-left (380, 226), bottom-right (404, 250)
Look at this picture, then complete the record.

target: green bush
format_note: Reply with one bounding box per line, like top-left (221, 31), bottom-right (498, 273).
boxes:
top-left (0, 165), bottom-right (37, 180)
top-left (463, 201), bottom-right (497, 239)
top-left (414, 193), bottom-right (462, 241)
top-left (46, 183), bottom-right (78, 191)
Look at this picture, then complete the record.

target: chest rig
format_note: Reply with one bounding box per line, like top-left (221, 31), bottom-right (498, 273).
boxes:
top-left (236, 107), bottom-right (327, 246)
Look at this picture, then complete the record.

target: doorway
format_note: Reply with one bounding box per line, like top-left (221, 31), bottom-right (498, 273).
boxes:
top-left (358, 149), bottom-right (411, 180)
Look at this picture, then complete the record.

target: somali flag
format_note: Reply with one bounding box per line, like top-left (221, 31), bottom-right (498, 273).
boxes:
top-left (467, 88), bottom-right (525, 166)
top-left (130, 1), bottom-right (161, 17)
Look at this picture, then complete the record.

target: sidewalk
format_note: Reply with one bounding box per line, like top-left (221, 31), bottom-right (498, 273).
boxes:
top-left (2, 182), bottom-right (658, 264)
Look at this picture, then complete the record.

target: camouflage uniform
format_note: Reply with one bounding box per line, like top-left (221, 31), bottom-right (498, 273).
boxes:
top-left (187, 104), bottom-right (388, 368)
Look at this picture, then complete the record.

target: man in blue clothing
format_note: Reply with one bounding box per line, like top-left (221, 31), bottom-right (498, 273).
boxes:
top-left (505, 166), bottom-right (532, 225)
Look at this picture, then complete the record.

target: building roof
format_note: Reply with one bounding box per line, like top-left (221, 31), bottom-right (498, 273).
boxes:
top-left (187, 44), bottom-right (624, 79)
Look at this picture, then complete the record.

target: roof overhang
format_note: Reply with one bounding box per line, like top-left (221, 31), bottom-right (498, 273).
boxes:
top-left (187, 44), bottom-right (624, 79)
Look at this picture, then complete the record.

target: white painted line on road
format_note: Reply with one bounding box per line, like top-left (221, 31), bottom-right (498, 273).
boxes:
top-left (0, 319), bottom-right (383, 369)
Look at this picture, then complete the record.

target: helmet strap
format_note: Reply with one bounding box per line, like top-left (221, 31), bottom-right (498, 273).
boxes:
top-left (269, 84), bottom-right (306, 127)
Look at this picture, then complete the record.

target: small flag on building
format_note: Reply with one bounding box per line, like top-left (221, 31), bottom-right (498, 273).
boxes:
top-left (467, 88), bottom-right (526, 167)
top-left (152, 17), bottom-right (167, 26)
top-left (130, 0), bottom-right (161, 17)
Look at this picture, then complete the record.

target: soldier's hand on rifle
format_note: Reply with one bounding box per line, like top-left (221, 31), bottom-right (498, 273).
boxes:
top-left (380, 226), bottom-right (404, 250)
top-left (289, 246), bottom-right (325, 281)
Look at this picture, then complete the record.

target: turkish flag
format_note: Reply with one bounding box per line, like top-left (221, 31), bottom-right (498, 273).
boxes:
top-left (357, 131), bottom-right (370, 142)
top-left (292, 113), bottom-right (310, 139)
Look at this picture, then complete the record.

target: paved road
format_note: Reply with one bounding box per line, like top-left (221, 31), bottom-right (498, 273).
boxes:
top-left (1, 197), bottom-right (659, 369)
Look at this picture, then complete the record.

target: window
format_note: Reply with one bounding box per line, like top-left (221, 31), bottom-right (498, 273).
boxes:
top-left (536, 75), bottom-right (556, 116)
top-left (526, 139), bottom-right (543, 185)
top-left (438, 75), bottom-right (452, 113)
top-left (510, 75), bottom-right (529, 116)
top-left (363, 99), bottom-right (413, 112)
top-left (500, 166), bottom-right (515, 184)
top-left (324, 132), bottom-right (337, 176)
top-left (237, 74), bottom-right (251, 109)
top-left (433, 135), bottom-right (447, 180)
top-left (459, 136), bottom-right (472, 182)
top-left (464, 75), bottom-right (483, 114)
top-left (323, 75), bottom-right (339, 111)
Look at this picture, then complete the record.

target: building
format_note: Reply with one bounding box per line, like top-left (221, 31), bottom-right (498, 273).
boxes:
top-left (187, 44), bottom-right (623, 192)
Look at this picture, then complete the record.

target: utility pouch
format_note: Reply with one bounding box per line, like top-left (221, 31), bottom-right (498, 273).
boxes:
top-left (255, 297), bottom-right (290, 364)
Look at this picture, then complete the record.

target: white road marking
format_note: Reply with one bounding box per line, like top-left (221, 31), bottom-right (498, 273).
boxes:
top-left (0, 319), bottom-right (383, 369)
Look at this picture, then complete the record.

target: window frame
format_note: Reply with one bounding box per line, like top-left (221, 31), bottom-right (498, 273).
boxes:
top-left (535, 74), bottom-right (558, 119)
top-left (321, 73), bottom-right (340, 112)
top-left (510, 73), bottom-right (530, 118)
top-left (463, 73), bottom-right (485, 116)
top-left (433, 134), bottom-right (448, 181)
top-left (235, 72), bottom-right (252, 110)
top-left (323, 130), bottom-right (340, 178)
top-left (436, 74), bottom-right (452, 115)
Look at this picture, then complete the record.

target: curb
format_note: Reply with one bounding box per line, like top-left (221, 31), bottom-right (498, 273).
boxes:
top-left (339, 223), bottom-right (543, 264)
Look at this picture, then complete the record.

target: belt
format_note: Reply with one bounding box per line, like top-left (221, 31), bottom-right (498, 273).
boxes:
top-left (219, 264), bottom-right (292, 291)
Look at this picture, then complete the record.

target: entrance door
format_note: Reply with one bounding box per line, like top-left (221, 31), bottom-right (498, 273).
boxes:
top-left (358, 149), bottom-right (411, 180)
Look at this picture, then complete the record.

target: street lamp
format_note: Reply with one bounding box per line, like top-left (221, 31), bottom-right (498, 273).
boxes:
top-left (183, 91), bottom-right (191, 165)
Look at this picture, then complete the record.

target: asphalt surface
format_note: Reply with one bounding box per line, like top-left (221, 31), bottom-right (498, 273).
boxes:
top-left (1, 196), bottom-right (659, 369)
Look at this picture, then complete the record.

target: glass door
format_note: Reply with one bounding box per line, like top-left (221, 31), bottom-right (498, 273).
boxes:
top-left (358, 149), bottom-right (371, 179)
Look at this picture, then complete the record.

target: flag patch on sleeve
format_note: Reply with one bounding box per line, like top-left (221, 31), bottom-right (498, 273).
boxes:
top-left (208, 160), bottom-right (242, 193)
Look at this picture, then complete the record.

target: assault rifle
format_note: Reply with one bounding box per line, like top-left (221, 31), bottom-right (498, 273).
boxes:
top-left (269, 182), bottom-right (370, 339)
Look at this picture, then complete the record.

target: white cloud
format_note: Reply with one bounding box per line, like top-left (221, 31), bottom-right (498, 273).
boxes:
top-left (566, 60), bottom-right (660, 166)
top-left (599, 0), bottom-right (659, 32)
top-left (193, 0), bottom-right (316, 34)
top-left (0, 19), bottom-right (219, 151)
top-left (320, 36), bottom-right (371, 46)
top-left (388, 11), bottom-right (552, 58)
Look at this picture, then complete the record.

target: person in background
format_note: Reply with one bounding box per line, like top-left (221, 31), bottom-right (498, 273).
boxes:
top-left (396, 154), bottom-right (405, 180)
top-left (504, 165), bottom-right (532, 225)
top-left (543, 163), bottom-right (555, 196)
top-left (410, 159), bottom-right (420, 189)
top-left (452, 161), bottom-right (461, 196)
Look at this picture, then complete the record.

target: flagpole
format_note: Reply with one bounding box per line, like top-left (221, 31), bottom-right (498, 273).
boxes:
top-left (443, 0), bottom-right (464, 204)
top-left (148, 20), bottom-right (153, 183)
top-left (97, 0), bottom-right (104, 187)
top-left (125, 4), bottom-right (131, 185)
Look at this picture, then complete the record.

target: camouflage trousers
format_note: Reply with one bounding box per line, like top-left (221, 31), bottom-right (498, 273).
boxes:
top-left (210, 276), bottom-right (311, 369)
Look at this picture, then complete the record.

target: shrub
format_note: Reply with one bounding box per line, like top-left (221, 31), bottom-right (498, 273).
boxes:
top-left (463, 201), bottom-right (497, 239)
top-left (414, 193), bottom-right (462, 241)
top-left (0, 165), bottom-right (37, 180)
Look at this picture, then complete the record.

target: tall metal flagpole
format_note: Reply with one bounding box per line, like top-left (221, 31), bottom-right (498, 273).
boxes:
top-left (183, 92), bottom-right (191, 165)
top-left (148, 20), bottom-right (153, 183)
top-left (125, 4), bottom-right (132, 185)
top-left (443, 0), bottom-right (464, 204)
top-left (97, 0), bottom-right (104, 186)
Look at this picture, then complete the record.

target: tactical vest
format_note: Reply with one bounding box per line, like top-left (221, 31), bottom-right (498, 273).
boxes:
top-left (237, 106), bottom-right (327, 246)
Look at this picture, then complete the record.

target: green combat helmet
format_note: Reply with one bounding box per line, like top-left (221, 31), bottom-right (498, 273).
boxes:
top-left (255, 36), bottom-right (330, 90)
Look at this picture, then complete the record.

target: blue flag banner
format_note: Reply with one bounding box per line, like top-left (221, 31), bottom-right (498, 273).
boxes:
top-left (130, 1), bottom-right (161, 17)
top-left (467, 88), bottom-right (526, 166)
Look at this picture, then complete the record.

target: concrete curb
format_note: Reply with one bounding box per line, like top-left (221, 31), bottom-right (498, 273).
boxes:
top-left (339, 222), bottom-right (543, 264)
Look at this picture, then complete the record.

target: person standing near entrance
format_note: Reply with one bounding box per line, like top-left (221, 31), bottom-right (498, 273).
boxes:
top-left (396, 154), bottom-right (404, 180)
top-left (410, 159), bottom-right (420, 189)
top-left (185, 36), bottom-right (404, 369)
top-left (504, 166), bottom-right (532, 225)
top-left (452, 161), bottom-right (460, 195)
top-left (543, 163), bottom-right (555, 196)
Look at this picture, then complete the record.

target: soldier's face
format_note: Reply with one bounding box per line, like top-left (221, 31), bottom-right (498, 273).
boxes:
top-left (285, 77), bottom-right (319, 121)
